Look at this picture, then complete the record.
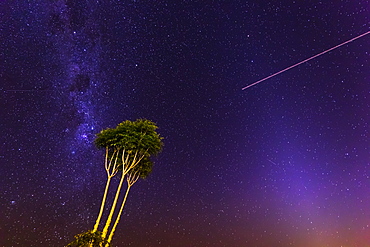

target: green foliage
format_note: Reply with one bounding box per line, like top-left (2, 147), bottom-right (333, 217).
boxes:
top-left (95, 119), bottom-right (163, 155)
top-left (129, 156), bottom-right (153, 179)
top-left (95, 119), bottom-right (163, 178)
top-left (66, 230), bottom-right (110, 247)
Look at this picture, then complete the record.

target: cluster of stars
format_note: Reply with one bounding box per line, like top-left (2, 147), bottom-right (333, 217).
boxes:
top-left (1, 0), bottom-right (369, 246)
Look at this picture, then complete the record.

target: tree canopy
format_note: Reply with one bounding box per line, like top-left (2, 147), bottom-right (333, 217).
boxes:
top-left (94, 119), bottom-right (163, 173)
top-left (95, 119), bottom-right (162, 154)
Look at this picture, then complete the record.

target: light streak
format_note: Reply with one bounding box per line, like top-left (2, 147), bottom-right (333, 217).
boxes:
top-left (242, 31), bottom-right (370, 90)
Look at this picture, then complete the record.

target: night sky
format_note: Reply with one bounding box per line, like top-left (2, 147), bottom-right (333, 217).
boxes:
top-left (1, 1), bottom-right (369, 247)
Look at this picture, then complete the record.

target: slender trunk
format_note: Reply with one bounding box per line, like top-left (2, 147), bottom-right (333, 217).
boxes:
top-left (105, 185), bottom-right (132, 246)
top-left (105, 172), bottom-right (140, 246)
top-left (101, 171), bottom-right (126, 239)
top-left (92, 177), bottom-right (111, 232)
top-left (92, 148), bottom-right (118, 233)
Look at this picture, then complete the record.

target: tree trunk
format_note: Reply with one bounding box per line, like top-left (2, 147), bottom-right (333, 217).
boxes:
top-left (101, 171), bottom-right (126, 239)
top-left (92, 176), bottom-right (112, 232)
top-left (92, 148), bottom-right (118, 233)
top-left (105, 185), bottom-right (132, 246)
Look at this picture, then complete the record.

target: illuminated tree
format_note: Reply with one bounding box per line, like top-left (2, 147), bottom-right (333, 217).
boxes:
top-left (91, 119), bottom-right (163, 245)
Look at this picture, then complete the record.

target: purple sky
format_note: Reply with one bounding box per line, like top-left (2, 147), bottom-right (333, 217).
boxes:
top-left (1, 1), bottom-right (369, 246)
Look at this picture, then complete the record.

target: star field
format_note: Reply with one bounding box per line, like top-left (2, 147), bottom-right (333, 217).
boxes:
top-left (1, 1), bottom-right (369, 246)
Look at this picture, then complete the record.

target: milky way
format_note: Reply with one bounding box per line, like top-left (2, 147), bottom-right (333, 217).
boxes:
top-left (47, 1), bottom-right (103, 146)
top-left (1, 1), bottom-right (369, 247)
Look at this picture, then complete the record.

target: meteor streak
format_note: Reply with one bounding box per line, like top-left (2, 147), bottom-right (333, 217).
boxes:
top-left (242, 31), bottom-right (370, 90)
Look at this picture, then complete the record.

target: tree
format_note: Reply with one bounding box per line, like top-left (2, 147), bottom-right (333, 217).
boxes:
top-left (89, 119), bottom-right (163, 246)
